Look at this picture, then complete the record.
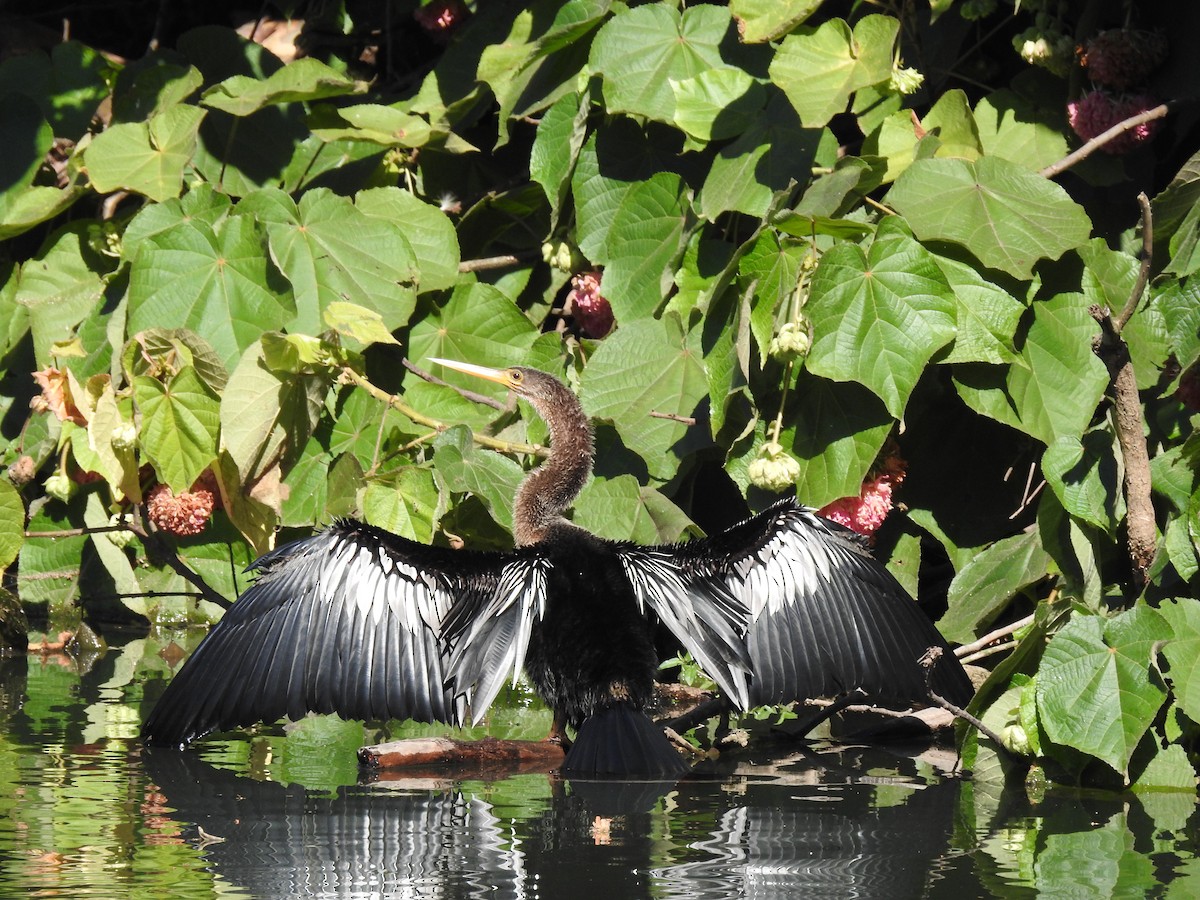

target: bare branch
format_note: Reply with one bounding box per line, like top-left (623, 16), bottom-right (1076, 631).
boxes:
top-left (1114, 192), bottom-right (1153, 332)
top-left (1041, 102), bottom-right (1170, 179)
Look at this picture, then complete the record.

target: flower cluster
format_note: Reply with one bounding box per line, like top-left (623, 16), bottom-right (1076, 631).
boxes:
top-left (1068, 91), bottom-right (1160, 154)
top-left (413, 0), bottom-right (468, 41)
top-left (747, 441), bottom-right (801, 493)
top-left (146, 483), bottom-right (215, 536)
top-left (1079, 29), bottom-right (1168, 90)
top-left (818, 447), bottom-right (907, 537)
top-left (565, 271), bottom-right (615, 338)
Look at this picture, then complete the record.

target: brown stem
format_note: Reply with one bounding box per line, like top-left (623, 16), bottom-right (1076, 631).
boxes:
top-left (1114, 192), bottom-right (1153, 333)
top-left (1041, 103), bottom-right (1171, 179)
top-left (919, 648), bottom-right (1008, 751)
top-left (954, 612), bottom-right (1035, 659)
top-left (457, 251), bottom-right (539, 274)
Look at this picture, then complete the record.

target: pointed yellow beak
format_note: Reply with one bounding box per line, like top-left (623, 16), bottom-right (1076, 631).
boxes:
top-left (429, 357), bottom-right (514, 388)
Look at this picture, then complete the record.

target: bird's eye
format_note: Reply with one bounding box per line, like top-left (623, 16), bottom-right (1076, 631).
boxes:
top-left (509, 370), bottom-right (523, 383)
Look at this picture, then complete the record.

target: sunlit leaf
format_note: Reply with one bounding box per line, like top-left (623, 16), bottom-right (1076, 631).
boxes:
top-left (806, 217), bottom-right (956, 418)
top-left (888, 156), bottom-right (1092, 279)
top-left (0, 481), bottom-right (23, 572)
top-left (16, 227), bottom-right (106, 368)
top-left (362, 466), bottom-right (440, 542)
top-left (433, 426), bottom-right (523, 533)
top-left (1037, 607), bottom-right (1171, 777)
top-left (1042, 433), bottom-right (1120, 534)
top-left (134, 366), bottom-right (220, 494)
top-left (1158, 598), bottom-right (1200, 724)
top-left (730, 0), bottom-right (822, 42)
top-left (200, 57), bottom-right (359, 116)
top-left (84, 104), bottom-right (206, 202)
top-left (407, 282), bottom-right (539, 366)
top-left (942, 529), bottom-right (1051, 644)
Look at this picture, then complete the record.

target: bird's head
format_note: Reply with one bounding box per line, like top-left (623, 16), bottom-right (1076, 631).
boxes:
top-left (429, 358), bottom-right (564, 404)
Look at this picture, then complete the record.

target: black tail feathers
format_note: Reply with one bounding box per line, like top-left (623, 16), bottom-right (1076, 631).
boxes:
top-left (561, 703), bottom-right (690, 778)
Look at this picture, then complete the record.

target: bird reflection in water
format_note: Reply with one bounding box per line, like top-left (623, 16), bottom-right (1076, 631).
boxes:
top-left (143, 745), bottom-right (963, 900)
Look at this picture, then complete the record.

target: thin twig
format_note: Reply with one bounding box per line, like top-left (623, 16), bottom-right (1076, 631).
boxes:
top-left (919, 647), bottom-right (1008, 751)
top-left (648, 411), bottom-right (696, 426)
top-left (404, 358), bottom-right (505, 409)
top-left (1040, 103), bottom-right (1171, 178)
top-left (1114, 192), bottom-right (1153, 332)
top-left (959, 640), bottom-right (1017, 665)
top-left (457, 251), bottom-right (539, 274)
top-left (954, 612), bottom-right (1035, 659)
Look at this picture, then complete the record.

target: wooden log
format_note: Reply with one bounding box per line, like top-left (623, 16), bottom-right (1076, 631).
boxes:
top-left (358, 736), bottom-right (565, 771)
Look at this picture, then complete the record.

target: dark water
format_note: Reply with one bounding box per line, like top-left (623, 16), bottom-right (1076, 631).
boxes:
top-left (1, 628), bottom-right (1198, 899)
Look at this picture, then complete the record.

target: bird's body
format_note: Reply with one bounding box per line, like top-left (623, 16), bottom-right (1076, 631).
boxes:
top-left (141, 361), bottom-right (974, 776)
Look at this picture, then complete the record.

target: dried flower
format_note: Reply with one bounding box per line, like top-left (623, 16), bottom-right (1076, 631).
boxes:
top-left (1079, 29), bottom-right (1168, 90)
top-left (565, 271), bottom-right (615, 338)
top-left (31, 367), bottom-right (86, 425)
top-left (147, 483), bottom-right (215, 536)
top-left (1068, 90), bottom-right (1161, 153)
top-left (7, 455), bottom-right (35, 487)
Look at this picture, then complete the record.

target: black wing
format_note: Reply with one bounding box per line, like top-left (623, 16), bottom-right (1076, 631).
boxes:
top-left (621, 499), bottom-right (973, 709)
top-left (141, 520), bottom-right (549, 747)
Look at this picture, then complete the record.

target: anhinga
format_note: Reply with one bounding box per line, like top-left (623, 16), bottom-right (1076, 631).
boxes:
top-left (141, 359), bottom-right (973, 776)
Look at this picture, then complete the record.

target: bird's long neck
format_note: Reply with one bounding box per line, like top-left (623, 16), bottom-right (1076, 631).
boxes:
top-left (514, 382), bottom-right (594, 547)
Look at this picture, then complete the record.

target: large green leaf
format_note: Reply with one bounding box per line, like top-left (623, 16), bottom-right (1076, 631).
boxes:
top-left (671, 68), bottom-right (765, 144)
top-left (362, 467), bottom-right (440, 542)
top-left (933, 255), bottom-right (1023, 365)
top-left (234, 187), bottom-right (417, 336)
top-left (200, 57), bottom-right (359, 116)
top-left (220, 342), bottom-right (327, 483)
top-left (1041, 433), bottom-right (1121, 534)
top-left (408, 282), bottom-right (539, 366)
top-left (531, 90), bottom-right (588, 227)
top-left (1157, 598), bottom-right (1200, 725)
top-left (770, 15), bottom-right (897, 128)
top-left (580, 317), bottom-right (707, 482)
top-left (589, 3), bottom-right (731, 124)
top-left (1153, 278), bottom-right (1200, 373)
top-left (574, 475), bottom-right (695, 544)
top-left (128, 212), bottom-right (294, 371)
top-left (887, 156), bottom-right (1092, 279)
top-left (83, 104), bottom-right (206, 202)
top-left (974, 89), bottom-right (1069, 172)
top-left (806, 218), bottom-right (957, 418)
top-left (433, 426), bottom-right (524, 533)
top-left (1036, 607), bottom-right (1171, 777)
top-left (16, 227), bottom-right (106, 368)
top-left (600, 173), bottom-right (690, 320)
top-left (134, 366), bottom-right (220, 494)
top-left (941, 529), bottom-right (1051, 643)
top-left (1007, 293), bottom-right (1109, 445)
top-left (355, 187), bottom-right (460, 294)
top-left (784, 372), bottom-right (893, 509)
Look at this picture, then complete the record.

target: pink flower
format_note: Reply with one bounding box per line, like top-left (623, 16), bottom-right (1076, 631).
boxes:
top-left (566, 271), bottom-right (615, 338)
top-left (147, 483), bottom-right (215, 536)
top-left (1068, 91), bottom-right (1161, 153)
top-left (819, 445), bottom-right (907, 537)
top-left (414, 0), bottom-right (468, 40)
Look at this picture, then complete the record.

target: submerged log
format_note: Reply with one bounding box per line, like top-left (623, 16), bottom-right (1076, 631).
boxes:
top-left (358, 736), bottom-right (566, 771)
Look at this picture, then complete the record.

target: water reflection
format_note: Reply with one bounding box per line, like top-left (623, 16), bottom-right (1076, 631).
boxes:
top-left (1, 633), bottom-right (1199, 898)
top-left (144, 745), bottom-right (963, 899)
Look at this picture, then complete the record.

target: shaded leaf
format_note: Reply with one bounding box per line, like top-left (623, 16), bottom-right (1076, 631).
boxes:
top-left (1042, 432), bottom-right (1120, 534)
top-left (1158, 598), bottom-right (1200, 725)
top-left (356, 187), bottom-right (461, 294)
top-left (942, 529), bottom-right (1051, 644)
top-left (200, 57), bottom-right (359, 116)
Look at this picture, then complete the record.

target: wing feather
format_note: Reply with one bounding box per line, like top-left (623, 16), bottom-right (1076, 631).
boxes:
top-left (141, 521), bottom-right (549, 747)
top-left (630, 499), bottom-right (973, 710)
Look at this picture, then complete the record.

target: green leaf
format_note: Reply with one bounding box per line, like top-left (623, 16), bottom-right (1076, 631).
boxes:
top-left (1007, 293), bottom-right (1109, 445)
top-left (1154, 278), bottom-right (1200, 372)
top-left (922, 89), bottom-right (982, 161)
top-left (83, 104), bottom-right (206, 202)
top-left (784, 372), bottom-right (892, 509)
top-left (942, 529), bottom-right (1051, 644)
top-left (770, 15), bottom-right (897, 128)
top-left (0, 92), bottom-right (53, 201)
top-left (730, 0), bottom-right (822, 42)
top-left (974, 89), bottom-right (1069, 172)
top-left (888, 156), bottom-right (1092, 279)
top-left (234, 187), bottom-right (417, 336)
top-left (355, 187), bottom-right (461, 294)
top-left (121, 183), bottom-right (232, 262)
top-left (575, 475), bottom-right (695, 544)
top-left (134, 367), bottom-right (220, 493)
top-left (309, 103), bottom-right (434, 148)
top-left (580, 317), bottom-right (707, 482)
top-left (1036, 607), bottom-right (1171, 777)
top-left (18, 504), bottom-right (86, 608)
top-left (0, 41), bottom-right (111, 138)
top-left (220, 343), bottom-right (327, 483)
top-left (281, 434), bottom-right (331, 527)
top-left (433, 426), bottom-right (524, 534)
top-left (806, 218), bottom-right (957, 418)
top-left (671, 68), bottom-right (766, 143)
top-left (16, 227), bottom-right (106, 368)
top-left (0, 481), bottom-right (24, 572)
top-left (408, 282), bottom-right (540, 366)
top-left (1131, 742), bottom-right (1198, 792)
top-left (1042, 433), bottom-right (1120, 534)
top-left (1158, 598), bottom-right (1200, 725)
top-left (740, 231), bottom-right (806, 363)
top-left (599, 173), bottom-right (690, 320)
top-left (531, 91), bottom-right (588, 226)
top-left (362, 467), bottom-right (440, 542)
top-left (128, 212), bottom-right (294, 372)
top-left (933, 255), bottom-right (1023, 364)
top-left (323, 301), bottom-right (401, 347)
top-left (200, 57), bottom-right (359, 115)
top-left (698, 89), bottom-right (820, 219)
top-left (112, 62), bottom-right (204, 121)
top-left (589, 3), bottom-right (731, 124)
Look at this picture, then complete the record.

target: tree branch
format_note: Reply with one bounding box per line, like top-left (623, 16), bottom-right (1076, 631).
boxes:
top-left (1040, 102), bottom-right (1171, 179)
